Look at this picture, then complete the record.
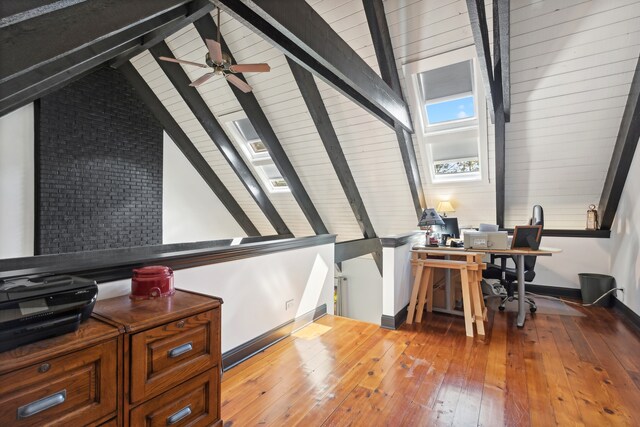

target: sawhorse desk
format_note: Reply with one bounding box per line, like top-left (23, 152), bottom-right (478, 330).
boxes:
top-left (412, 245), bottom-right (561, 328)
top-left (409, 249), bottom-right (487, 337)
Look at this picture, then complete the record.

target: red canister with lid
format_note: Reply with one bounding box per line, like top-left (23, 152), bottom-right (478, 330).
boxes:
top-left (130, 265), bottom-right (175, 300)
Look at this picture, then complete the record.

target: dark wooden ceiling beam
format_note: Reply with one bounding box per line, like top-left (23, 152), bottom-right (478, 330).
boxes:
top-left (287, 58), bottom-right (381, 272)
top-left (492, 0), bottom-right (506, 228)
top-left (149, 42), bottom-right (291, 235)
top-left (362, 0), bottom-right (425, 218)
top-left (598, 55), bottom-right (640, 230)
top-left (466, 0), bottom-right (496, 123)
top-left (119, 62), bottom-right (261, 237)
top-left (193, 15), bottom-right (329, 236)
top-left (0, 38), bottom-right (139, 117)
top-left (0, 0), bottom-right (209, 117)
top-left (213, 0), bottom-right (413, 133)
top-left (0, 0), bottom-right (88, 26)
top-left (110, 0), bottom-right (215, 69)
top-left (494, 103), bottom-right (506, 228)
top-left (495, 0), bottom-right (510, 121)
top-left (0, 0), bottom-right (187, 78)
top-left (335, 238), bottom-right (382, 268)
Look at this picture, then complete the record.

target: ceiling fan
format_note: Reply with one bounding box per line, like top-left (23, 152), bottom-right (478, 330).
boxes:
top-left (158, 9), bottom-right (270, 92)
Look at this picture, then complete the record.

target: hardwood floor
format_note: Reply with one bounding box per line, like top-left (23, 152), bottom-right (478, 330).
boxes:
top-left (220, 305), bottom-right (640, 426)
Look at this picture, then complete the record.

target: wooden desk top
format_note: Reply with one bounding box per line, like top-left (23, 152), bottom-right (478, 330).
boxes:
top-left (412, 245), bottom-right (562, 256)
top-left (92, 289), bottom-right (221, 333)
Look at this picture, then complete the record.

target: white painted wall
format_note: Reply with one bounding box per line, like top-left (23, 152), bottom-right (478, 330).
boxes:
top-left (339, 257), bottom-right (382, 324)
top-left (97, 243), bottom-right (334, 353)
top-left (0, 104), bottom-right (34, 259)
top-left (382, 233), bottom-right (424, 317)
top-left (163, 132), bottom-right (246, 244)
top-left (527, 236), bottom-right (611, 289)
top-left (610, 142), bottom-right (640, 316)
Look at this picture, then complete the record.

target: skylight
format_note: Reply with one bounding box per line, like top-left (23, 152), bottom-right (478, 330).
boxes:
top-left (226, 115), bottom-right (289, 193)
top-left (404, 47), bottom-right (488, 184)
top-left (426, 96), bottom-right (475, 125)
top-left (233, 117), bottom-right (260, 142)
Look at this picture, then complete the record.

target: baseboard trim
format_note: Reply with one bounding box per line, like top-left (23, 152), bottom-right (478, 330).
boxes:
top-left (612, 297), bottom-right (640, 332)
top-left (379, 287), bottom-right (638, 333)
top-left (381, 303), bottom-right (409, 330)
top-left (525, 284), bottom-right (582, 299)
top-left (222, 304), bottom-right (327, 371)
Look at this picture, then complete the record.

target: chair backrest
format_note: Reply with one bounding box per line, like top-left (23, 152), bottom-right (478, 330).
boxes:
top-left (531, 204), bottom-right (544, 227)
top-left (524, 205), bottom-right (544, 271)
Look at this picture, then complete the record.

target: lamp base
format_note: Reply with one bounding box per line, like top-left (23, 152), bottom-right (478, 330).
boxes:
top-left (425, 230), bottom-right (439, 247)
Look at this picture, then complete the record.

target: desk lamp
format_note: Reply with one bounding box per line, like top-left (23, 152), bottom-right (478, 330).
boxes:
top-left (418, 208), bottom-right (445, 246)
top-left (436, 200), bottom-right (455, 217)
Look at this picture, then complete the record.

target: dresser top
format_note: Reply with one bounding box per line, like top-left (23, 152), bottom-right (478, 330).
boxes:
top-left (92, 289), bottom-right (221, 333)
top-left (0, 317), bottom-right (120, 373)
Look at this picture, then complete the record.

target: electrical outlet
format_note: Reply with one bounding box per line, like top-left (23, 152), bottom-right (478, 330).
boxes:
top-left (286, 299), bottom-right (294, 310)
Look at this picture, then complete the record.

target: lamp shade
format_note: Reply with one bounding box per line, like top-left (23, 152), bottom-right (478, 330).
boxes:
top-left (436, 200), bottom-right (455, 214)
top-left (418, 208), bottom-right (445, 227)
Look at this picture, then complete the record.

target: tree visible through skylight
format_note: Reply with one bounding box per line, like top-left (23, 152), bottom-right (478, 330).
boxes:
top-left (426, 96), bottom-right (475, 125)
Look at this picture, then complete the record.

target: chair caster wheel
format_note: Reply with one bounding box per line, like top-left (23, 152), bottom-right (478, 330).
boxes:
top-left (498, 306), bottom-right (506, 311)
top-left (530, 306), bottom-right (537, 313)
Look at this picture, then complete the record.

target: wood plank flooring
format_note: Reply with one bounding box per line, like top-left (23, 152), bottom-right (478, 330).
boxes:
top-left (220, 304), bottom-right (640, 426)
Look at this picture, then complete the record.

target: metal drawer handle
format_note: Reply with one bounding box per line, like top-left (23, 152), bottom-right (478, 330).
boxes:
top-left (18, 390), bottom-right (66, 418)
top-left (168, 342), bottom-right (193, 358)
top-left (166, 405), bottom-right (191, 425)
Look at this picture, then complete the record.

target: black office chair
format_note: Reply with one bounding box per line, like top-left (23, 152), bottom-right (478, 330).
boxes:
top-left (483, 205), bottom-right (543, 312)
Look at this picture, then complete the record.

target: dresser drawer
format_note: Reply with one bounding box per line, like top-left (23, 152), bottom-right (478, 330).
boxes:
top-left (129, 368), bottom-right (220, 427)
top-left (0, 339), bottom-right (118, 426)
top-left (130, 308), bottom-right (219, 403)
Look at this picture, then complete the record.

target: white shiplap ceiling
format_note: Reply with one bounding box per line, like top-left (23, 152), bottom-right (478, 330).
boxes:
top-left (130, 0), bottom-right (639, 237)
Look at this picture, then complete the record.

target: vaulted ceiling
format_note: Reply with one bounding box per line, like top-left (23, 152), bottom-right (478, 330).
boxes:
top-left (2, 0), bottom-right (639, 251)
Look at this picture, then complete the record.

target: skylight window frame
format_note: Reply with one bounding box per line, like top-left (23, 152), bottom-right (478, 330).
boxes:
top-left (221, 111), bottom-right (290, 193)
top-left (404, 46), bottom-right (489, 186)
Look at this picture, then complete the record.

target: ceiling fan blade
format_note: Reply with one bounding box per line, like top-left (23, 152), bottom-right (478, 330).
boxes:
top-left (205, 38), bottom-right (223, 64)
top-left (229, 63), bottom-right (271, 73)
top-left (189, 73), bottom-right (215, 87)
top-left (158, 56), bottom-right (207, 68)
top-left (226, 74), bottom-right (252, 93)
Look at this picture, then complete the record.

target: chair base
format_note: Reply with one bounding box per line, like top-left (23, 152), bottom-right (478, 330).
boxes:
top-left (482, 279), bottom-right (537, 313)
top-left (497, 294), bottom-right (537, 313)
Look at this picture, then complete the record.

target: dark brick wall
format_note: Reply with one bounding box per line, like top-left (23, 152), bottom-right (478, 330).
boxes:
top-left (35, 66), bottom-right (163, 255)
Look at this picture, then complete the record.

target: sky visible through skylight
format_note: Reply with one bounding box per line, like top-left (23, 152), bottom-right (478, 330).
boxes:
top-left (426, 96), bottom-right (475, 125)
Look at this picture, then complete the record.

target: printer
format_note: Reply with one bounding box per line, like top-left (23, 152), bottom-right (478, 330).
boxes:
top-left (0, 275), bottom-right (98, 352)
top-left (463, 230), bottom-right (510, 250)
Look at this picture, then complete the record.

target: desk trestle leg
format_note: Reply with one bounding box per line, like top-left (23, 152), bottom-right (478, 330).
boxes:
top-left (415, 267), bottom-right (433, 323)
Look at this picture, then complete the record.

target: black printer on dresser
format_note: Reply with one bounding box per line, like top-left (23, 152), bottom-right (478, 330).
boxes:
top-left (0, 275), bottom-right (98, 352)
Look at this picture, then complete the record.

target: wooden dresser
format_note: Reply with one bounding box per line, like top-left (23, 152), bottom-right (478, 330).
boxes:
top-left (0, 318), bottom-right (121, 426)
top-left (0, 289), bottom-right (222, 427)
top-left (93, 290), bottom-right (223, 427)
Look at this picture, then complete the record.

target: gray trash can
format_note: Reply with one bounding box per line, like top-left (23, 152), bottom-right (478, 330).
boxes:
top-left (578, 273), bottom-right (615, 307)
